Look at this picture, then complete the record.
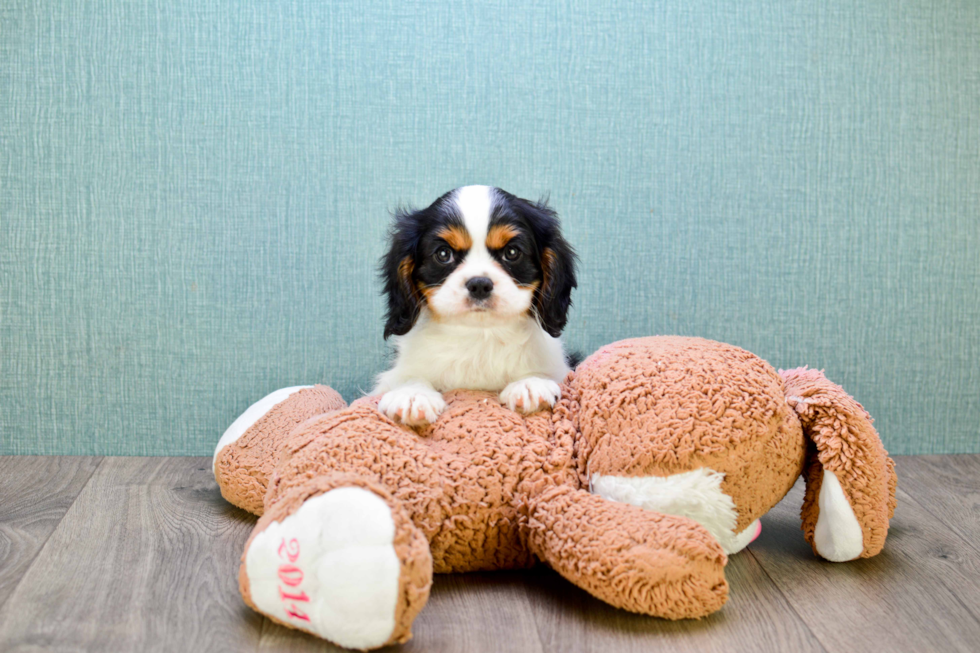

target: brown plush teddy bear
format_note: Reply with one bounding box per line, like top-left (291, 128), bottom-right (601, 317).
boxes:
top-left (213, 336), bottom-right (896, 650)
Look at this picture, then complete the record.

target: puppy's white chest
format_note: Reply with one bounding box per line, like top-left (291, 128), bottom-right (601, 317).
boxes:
top-left (386, 315), bottom-right (565, 393)
top-left (410, 327), bottom-right (535, 392)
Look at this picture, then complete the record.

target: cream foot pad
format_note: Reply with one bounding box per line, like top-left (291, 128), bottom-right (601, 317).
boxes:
top-left (244, 488), bottom-right (404, 649)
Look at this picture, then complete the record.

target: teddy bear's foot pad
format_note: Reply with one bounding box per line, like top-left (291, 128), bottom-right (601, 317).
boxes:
top-left (244, 487), bottom-right (403, 649)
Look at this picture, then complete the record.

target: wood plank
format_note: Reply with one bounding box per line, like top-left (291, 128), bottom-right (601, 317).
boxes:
top-left (750, 478), bottom-right (980, 653)
top-left (893, 455), bottom-right (980, 553)
top-left (524, 548), bottom-right (824, 653)
top-left (259, 571), bottom-right (547, 653)
top-left (0, 457), bottom-right (262, 653)
top-left (401, 572), bottom-right (545, 653)
top-left (0, 456), bottom-right (101, 612)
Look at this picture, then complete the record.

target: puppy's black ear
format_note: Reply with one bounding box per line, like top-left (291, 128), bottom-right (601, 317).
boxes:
top-left (380, 210), bottom-right (423, 339)
top-left (536, 233), bottom-right (577, 337)
top-left (526, 200), bottom-right (577, 338)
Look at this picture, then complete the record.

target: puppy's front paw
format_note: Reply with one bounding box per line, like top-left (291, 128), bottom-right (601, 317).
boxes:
top-left (500, 377), bottom-right (561, 414)
top-left (378, 383), bottom-right (447, 427)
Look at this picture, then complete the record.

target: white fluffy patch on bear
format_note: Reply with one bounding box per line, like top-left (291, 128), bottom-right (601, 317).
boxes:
top-left (591, 468), bottom-right (758, 555)
top-left (813, 469), bottom-right (864, 562)
top-left (212, 385), bottom-right (312, 472)
top-left (245, 487), bottom-right (401, 650)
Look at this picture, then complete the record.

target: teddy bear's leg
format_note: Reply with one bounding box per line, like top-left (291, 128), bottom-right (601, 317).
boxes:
top-left (781, 367), bottom-right (897, 561)
top-left (239, 472), bottom-right (432, 650)
top-left (213, 385), bottom-right (347, 515)
top-left (525, 485), bottom-right (729, 619)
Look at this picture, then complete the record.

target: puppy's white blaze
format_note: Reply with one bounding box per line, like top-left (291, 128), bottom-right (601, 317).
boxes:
top-left (245, 488), bottom-right (401, 650)
top-left (591, 468), bottom-right (760, 555)
top-left (454, 185), bottom-right (493, 246)
top-left (213, 385), bottom-right (313, 473)
top-left (813, 469), bottom-right (864, 561)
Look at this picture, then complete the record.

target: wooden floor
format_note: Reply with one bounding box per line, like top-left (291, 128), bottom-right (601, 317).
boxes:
top-left (0, 456), bottom-right (978, 652)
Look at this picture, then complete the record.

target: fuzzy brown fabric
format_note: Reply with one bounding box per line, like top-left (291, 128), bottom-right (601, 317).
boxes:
top-left (215, 385), bottom-right (346, 515)
top-left (572, 337), bottom-right (806, 532)
top-left (781, 367), bottom-right (897, 558)
top-left (239, 473), bottom-right (432, 646)
top-left (215, 337), bottom-right (896, 650)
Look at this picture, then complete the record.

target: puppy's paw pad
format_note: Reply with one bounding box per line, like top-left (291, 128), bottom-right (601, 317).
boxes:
top-left (500, 377), bottom-right (561, 414)
top-left (378, 385), bottom-right (447, 427)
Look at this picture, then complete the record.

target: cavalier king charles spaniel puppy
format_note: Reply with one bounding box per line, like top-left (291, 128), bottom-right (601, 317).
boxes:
top-left (373, 185), bottom-right (577, 427)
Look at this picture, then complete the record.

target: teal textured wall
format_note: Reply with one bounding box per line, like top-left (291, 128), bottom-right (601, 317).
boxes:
top-left (2, 0), bottom-right (978, 456)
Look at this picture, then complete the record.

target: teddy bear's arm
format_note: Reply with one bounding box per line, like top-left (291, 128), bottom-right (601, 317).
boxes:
top-left (781, 368), bottom-right (897, 562)
top-left (214, 385), bottom-right (348, 515)
top-left (525, 486), bottom-right (729, 619)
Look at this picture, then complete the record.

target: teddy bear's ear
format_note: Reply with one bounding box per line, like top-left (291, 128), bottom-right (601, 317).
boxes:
top-left (780, 367), bottom-right (897, 562)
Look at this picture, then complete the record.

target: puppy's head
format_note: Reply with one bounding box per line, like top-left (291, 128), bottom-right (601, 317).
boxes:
top-left (380, 185), bottom-right (577, 339)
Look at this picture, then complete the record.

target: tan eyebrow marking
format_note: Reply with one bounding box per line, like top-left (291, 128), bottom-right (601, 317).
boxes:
top-left (486, 224), bottom-right (520, 250)
top-left (435, 225), bottom-right (472, 251)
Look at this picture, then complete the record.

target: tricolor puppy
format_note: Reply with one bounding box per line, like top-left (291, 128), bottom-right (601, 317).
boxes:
top-left (374, 185), bottom-right (577, 427)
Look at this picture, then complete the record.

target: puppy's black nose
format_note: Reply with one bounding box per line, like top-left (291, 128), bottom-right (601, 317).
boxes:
top-left (466, 276), bottom-right (494, 300)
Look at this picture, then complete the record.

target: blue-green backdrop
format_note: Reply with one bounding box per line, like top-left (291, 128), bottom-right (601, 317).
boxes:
top-left (2, 0), bottom-right (978, 456)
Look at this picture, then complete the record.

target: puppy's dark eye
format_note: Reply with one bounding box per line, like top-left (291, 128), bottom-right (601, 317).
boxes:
top-left (435, 246), bottom-right (454, 264)
top-left (503, 245), bottom-right (522, 262)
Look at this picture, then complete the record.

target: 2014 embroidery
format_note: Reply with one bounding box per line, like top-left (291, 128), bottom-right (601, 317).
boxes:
top-left (276, 538), bottom-right (310, 622)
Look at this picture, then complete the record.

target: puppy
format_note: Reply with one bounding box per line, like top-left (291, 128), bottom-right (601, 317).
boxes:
top-left (373, 185), bottom-right (577, 427)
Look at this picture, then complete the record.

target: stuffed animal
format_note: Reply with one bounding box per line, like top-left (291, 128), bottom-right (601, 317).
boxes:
top-left (213, 336), bottom-right (896, 650)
